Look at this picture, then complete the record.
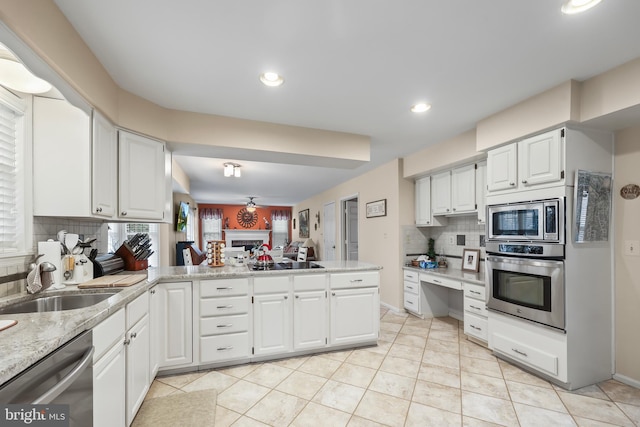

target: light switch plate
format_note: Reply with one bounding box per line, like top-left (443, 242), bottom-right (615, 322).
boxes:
top-left (624, 240), bottom-right (639, 256)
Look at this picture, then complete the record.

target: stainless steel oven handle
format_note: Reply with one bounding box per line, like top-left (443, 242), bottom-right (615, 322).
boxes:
top-left (32, 346), bottom-right (95, 404)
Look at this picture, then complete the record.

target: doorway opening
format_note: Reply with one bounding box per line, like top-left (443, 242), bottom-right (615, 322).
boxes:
top-left (341, 196), bottom-right (358, 261)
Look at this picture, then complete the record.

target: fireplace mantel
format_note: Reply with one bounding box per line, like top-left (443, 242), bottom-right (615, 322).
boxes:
top-left (224, 229), bottom-right (270, 247)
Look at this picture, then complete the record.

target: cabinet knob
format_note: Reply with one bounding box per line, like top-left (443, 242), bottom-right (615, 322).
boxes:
top-left (509, 182), bottom-right (515, 186)
top-left (295, 295), bottom-right (299, 298)
top-left (96, 207), bottom-right (102, 213)
top-left (130, 332), bottom-right (137, 339)
top-left (150, 289), bottom-right (155, 294)
top-left (522, 180), bottom-right (528, 184)
top-left (284, 295), bottom-right (288, 299)
top-left (426, 221), bottom-right (430, 224)
top-left (121, 211), bottom-right (127, 216)
top-left (452, 208), bottom-right (456, 211)
top-left (124, 339), bottom-right (130, 346)
top-left (332, 292), bottom-right (336, 296)
top-left (446, 208), bottom-right (450, 212)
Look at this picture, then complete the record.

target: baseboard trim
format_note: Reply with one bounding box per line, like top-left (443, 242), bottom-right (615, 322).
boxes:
top-left (612, 373), bottom-right (640, 389)
top-left (380, 301), bottom-right (403, 314)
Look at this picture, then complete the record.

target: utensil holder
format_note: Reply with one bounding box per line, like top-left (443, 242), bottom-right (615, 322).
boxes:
top-left (116, 245), bottom-right (148, 271)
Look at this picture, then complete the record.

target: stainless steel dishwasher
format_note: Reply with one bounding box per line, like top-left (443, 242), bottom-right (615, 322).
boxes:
top-left (0, 330), bottom-right (94, 426)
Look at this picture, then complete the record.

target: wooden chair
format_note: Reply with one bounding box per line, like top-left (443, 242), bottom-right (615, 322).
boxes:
top-left (297, 247), bottom-right (308, 262)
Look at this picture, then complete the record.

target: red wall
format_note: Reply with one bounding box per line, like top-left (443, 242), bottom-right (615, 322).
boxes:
top-left (197, 204), bottom-right (292, 248)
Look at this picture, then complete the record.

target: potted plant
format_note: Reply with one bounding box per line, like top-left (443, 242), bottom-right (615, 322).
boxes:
top-left (427, 238), bottom-right (437, 261)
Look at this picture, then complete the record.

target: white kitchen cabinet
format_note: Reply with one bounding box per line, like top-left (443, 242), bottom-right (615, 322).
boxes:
top-left (93, 309), bottom-right (126, 427)
top-left (125, 293), bottom-right (150, 426)
top-left (487, 129), bottom-right (563, 193)
top-left (463, 283), bottom-right (488, 343)
top-left (415, 176), bottom-right (447, 227)
top-left (253, 291), bottom-right (292, 356)
top-left (149, 286), bottom-right (160, 378)
top-left (476, 161), bottom-right (487, 225)
top-left (330, 286), bottom-right (379, 346)
top-left (118, 130), bottom-right (166, 220)
top-left (157, 281), bottom-right (193, 369)
top-left (431, 171), bottom-right (452, 215)
top-left (92, 110), bottom-right (117, 218)
top-left (199, 278), bottom-right (251, 364)
top-left (403, 269), bottom-right (424, 317)
top-left (293, 274), bottom-right (327, 351)
top-left (451, 164), bottom-right (476, 213)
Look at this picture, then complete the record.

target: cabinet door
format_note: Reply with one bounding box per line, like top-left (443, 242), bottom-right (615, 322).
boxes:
top-left (253, 293), bottom-right (292, 356)
top-left (476, 161), bottom-right (487, 225)
top-left (451, 164), bottom-right (476, 213)
top-left (94, 341), bottom-right (126, 427)
top-left (330, 287), bottom-right (379, 346)
top-left (157, 282), bottom-right (193, 368)
top-left (518, 129), bottom-right (563, 187)
top-left (487, 143), bottom-right (517, 192)
top-left (92, 111), bottom-right (117, 218)
top-left (118, 130), bottom-right (165, 220)
top-left (33, 97), bottom-right (91, 217)
top-left (149, 287), bottom-right (160, 378)
top-left (126, 315), bottom-right (150, 426)
top-left (294, 290), bottom-right (327, 351)
top-left (415, 176), bottom-right (431, 226)
top-left (431, 171), bottom-right (451, 215)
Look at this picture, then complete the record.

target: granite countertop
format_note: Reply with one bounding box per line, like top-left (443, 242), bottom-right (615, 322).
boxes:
top-left (0, 260), bottom-right (381, 385)
top-left (403, 264), bottom-right (485, 286)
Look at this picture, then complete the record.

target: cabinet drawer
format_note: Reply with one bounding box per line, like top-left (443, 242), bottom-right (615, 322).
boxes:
top-left (200, 314), bottom-right (249, 336)
top-left (200, 332), bottom-right (250, 363)
top-left (200, 278), bottom-right (249, 297)
top-left (464, 297), bottom-right (487, 317)
top-left (126, 292), bottom-right (149, 329)
top-left (293, 274), bottom-right (326, 291)
top-left (403, 280), bottom-right (419, 295)
top-left (464, 312), bottom-right (488, 341)
top-left (254, 276), bottom-right (290, 294)
top-left (403, 270), bottom-right (419, 283)
top-left (330, 271), bottom-right (379, 289)
top-left (404, 292), bottom-right (420, 313)
top-left (420, 273), bottom-right (462, 291)
top-left (492, 332), bottom-right (558, 376)
top-left (93, 308), bottom-right (125, 361)
top-left (463, 283), bottom-right (486, 301)
top-left (200, 296), bottom-right (249, 316)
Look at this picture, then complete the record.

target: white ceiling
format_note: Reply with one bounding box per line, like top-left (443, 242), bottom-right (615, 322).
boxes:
top-left (53, 0), bottom-right (640, 206)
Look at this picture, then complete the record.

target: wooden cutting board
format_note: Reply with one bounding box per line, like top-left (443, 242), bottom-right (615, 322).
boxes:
top-left (0, 319), bottom-right (17, 332)
top-left (77, 274), bottom-right (146, 289)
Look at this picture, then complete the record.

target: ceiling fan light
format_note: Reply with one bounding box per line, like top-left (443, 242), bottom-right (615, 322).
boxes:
top-left (561, 0), bottom-right (602, 14)
top-left (246, 197), bottom-right (257, 212)
top-left (224, 162), bottom-right (241, 178)
top-left (234, 167), bottom-right (241, 178)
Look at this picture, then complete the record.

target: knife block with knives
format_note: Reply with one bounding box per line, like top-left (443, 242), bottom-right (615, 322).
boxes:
top-left (115, 233), bottom-right (153, 271)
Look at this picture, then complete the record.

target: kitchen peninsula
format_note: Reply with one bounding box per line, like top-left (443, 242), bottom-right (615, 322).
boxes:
top-left (0, 260), bottom-right (381, 386)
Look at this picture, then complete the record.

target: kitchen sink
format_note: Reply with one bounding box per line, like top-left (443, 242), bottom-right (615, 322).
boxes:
top-left (0, 292), bottom-right (120, 315)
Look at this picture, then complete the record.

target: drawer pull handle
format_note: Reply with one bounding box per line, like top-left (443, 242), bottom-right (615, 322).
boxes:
top-left (470, 325), bottom-right (481, 331)
top-left (217, 346), bottom-right (234, 351)
top-left (470, 290), bottom-right (481, 295)
top-left (217, 287), bottom-right (233, 290)
top-left (350, 279), bottom-right (363, 283)
top-left (432, 279), bottom-right (441, 284)
top-left (470, 305), bottom-right (481, 310)
top-left (217, 324), bottom-right (233, 328)
top-left (406, 301), bottom-right (413, 305)
top-left (512, 348), bottom-right (528, 357)
top-left (217, 305), bottom-right (234, 309)
top-left (406, 286), bottom-right (414, 290)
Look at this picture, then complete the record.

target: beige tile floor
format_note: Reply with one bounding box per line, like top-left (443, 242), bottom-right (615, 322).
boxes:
top-left (145, 308), bottom-right (640, 426)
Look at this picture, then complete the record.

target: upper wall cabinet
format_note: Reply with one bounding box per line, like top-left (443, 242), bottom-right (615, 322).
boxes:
top-left (92, 111), bottom-right (117, 218)
top-left (118, 130), bottom-right (167, 221)
top-left (432, 164), bottom-right (477, 216)
top-left (487, 129), bottom-right (563, 193)
top-left (476, 161), bottom-right (487, 225)
top-left (415, 176), bottom-right (447, 227)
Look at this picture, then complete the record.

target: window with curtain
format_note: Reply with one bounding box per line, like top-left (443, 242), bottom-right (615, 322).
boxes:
top-left (0, 87), bottom-right (28, 257)
top-left (271, 210), bottom-right (291, 248)
top-left (108, 223), bottom-right (160, 267)
top-left (201, 208), bottom-right (223, 245)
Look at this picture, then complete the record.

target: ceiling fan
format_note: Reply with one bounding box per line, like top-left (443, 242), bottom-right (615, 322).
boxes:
top-left (245, 196), bottom-right (258, 212)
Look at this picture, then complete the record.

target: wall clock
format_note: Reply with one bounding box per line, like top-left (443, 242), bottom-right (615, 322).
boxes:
top-left (237, 208), bottom-right (258, 228)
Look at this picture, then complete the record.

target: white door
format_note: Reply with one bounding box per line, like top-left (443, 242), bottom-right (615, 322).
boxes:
top-left (431, 171), bottom-right (452, 214)
top-left (126, 315), bottom-right (150, 426)
top-left (487, 143), bottom-right (518, 192)
top-left (330, 287), bottom-right (379, 345)
top-left (344, 198), bottom-right (358, 261)
top-left (476, 161), bottom-right (487, 225)
top-left (293, 290), bottom-right (327, 350)
top-left (451, 164), bottom-right (476, 213)
top-left (415, 176), bottom-right (431, 226)
top-left (518, 129), bottom-right (563, 187)
top-left (92, 111), bottom-right (117, 218)
top-left (94, 342), bottom-right (126, 427)
top-left (157, 282), bottom-right (193, 368)
top-left (253, 293), bottom-right (292, 356)
top-left (323, 202), bottom-right (336, 261)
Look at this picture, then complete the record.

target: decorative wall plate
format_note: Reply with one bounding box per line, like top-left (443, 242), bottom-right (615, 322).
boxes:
top-left (620, 184), bottom-right (640, 200)
top-left (237, 208), bottom-right (258, 228)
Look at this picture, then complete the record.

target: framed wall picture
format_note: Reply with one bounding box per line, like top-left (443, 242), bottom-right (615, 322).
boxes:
top-left (462, 248), bottom-right (480, 272)
top-left (299, 209), bottom-right (310, 238)
top-left (366, 199), bottom-right (386, 218)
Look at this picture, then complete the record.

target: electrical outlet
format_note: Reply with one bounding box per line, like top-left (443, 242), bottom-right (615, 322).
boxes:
top-left (624, 240), bottom-right (640, 256)
top-left (448, 235), bottom-right (455, 245)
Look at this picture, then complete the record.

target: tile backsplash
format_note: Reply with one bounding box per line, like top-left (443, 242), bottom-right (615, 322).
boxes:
top-left (0, 217), bottom-right (109, 297)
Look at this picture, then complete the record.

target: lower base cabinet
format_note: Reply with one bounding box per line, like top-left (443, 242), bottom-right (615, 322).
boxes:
top-left (293, 290), bottom-right (327, 350)
top-left (157, 282), bottom-right (193, 368)
top-left (126, 294), bottom-right (151, 426)
top-left (253, 292), bottom-right (292, 356)
top-left (330, 287), bottom-right (379, 345)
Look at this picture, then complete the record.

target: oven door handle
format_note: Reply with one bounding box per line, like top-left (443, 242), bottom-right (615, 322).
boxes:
top-left (32, 346), bottom-right (95, 404)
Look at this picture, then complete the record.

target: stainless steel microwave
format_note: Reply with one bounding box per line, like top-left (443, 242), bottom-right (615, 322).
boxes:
top-left (487, 198), bottom-right (564, 244)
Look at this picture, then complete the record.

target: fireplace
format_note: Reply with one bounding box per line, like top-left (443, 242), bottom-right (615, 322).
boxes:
top-left (224, 229), bottom-right (270, 249)
top-left (232, 240), bottom-right (263, 250)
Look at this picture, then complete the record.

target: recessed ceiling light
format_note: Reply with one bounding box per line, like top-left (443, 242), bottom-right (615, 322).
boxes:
top-left (259, 72), bottom-right (284, 87)
top-left (561, 0), bottom-right (602, 14)
top-left (410, 103), bottom-right (431, 113)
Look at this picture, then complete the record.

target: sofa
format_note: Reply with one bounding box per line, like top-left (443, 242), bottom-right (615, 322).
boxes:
top-left (283, 241), bottom-right (316, 260)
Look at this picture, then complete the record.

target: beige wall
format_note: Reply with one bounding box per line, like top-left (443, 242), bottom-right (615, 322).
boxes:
top-left (293, 159), bottom-right (412, 310)
top-left (403, 129), bottom-right (482, 178)
top-left (165, 193), bottom-right (199, 266)
top-left (613, 126), bottom-right (640, 382)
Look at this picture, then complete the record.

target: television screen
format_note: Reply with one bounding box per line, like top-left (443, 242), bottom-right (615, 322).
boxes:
top-left (176, 201), bottom-right (189, 232)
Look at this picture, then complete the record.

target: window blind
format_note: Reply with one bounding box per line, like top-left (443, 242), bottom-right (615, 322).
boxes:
top-left (0, 103), bottom-right (18, 253)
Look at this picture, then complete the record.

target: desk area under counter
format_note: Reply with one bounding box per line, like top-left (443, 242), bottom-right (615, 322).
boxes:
top-left (403, 265), bottom-right (487, 343)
